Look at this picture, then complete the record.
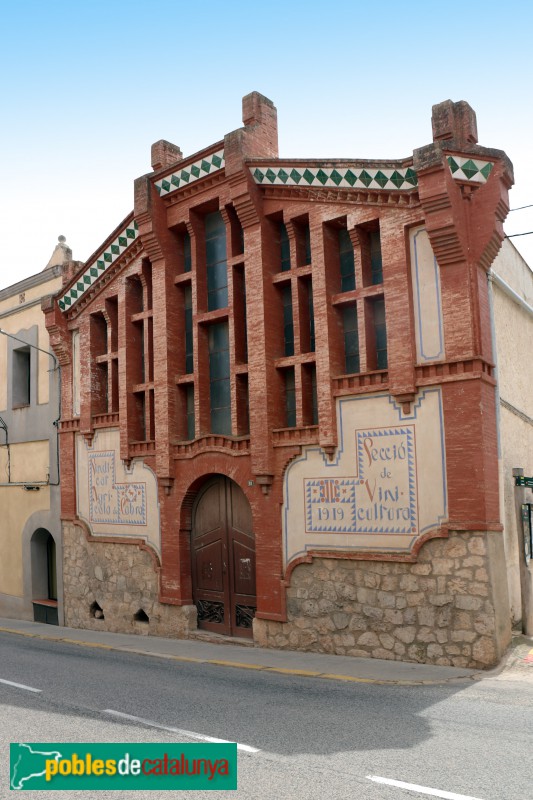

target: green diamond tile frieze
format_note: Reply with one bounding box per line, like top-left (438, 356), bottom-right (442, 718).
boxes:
top-left (58, 219), bottom-right (139, 312)
top-left (446, 155), bottom-right (493, 183)
top-left (154, 149), bottom-right (225, 197)
top-left (250, 163), bottom-right (419, 190)
top-left (251, 157), bottom-right (494, 191)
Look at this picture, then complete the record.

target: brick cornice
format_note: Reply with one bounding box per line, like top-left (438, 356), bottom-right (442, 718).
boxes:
top-left (262, 185), bottom-right (419, 207)
top-left (227, 169), bottom-right (262, 228)
top-left (414, 142), bottom-right (513, 271)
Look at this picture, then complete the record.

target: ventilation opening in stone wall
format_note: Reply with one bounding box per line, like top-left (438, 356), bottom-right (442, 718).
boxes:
top-left (134, 609), bottom-right (149, 624)
top-left (90, 601), bottom-right (104, 620)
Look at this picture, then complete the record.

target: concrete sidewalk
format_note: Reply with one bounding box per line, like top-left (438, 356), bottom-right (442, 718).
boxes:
top-left (0, 616), bottom-right (505, 686)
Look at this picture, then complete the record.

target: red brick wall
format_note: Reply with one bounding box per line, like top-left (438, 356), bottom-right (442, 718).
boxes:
top-left (45, 96), bottom-right (513, 634)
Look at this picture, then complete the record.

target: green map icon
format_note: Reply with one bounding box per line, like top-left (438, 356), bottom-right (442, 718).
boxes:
top-left (10, 743), bottom-right (63, 790)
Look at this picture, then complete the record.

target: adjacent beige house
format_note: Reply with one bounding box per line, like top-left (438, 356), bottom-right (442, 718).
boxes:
top-left (490, 238), bottom-right (533, 634)
top-left (0, 239), bottom-right (68, 624)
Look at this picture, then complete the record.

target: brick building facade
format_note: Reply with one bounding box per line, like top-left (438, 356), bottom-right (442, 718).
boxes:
top-left (45, 93), bottom-right (516, 667)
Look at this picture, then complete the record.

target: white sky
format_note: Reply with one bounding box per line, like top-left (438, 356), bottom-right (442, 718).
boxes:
top-left (1, 0), bottom-right (532, 286)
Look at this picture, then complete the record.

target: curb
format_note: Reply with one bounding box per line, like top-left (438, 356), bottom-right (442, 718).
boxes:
top-left (0, 625), bottom-right (480, 686)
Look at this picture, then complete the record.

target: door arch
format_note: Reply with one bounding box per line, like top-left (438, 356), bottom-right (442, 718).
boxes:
top-left (191, 475), bottom-right (256, 638)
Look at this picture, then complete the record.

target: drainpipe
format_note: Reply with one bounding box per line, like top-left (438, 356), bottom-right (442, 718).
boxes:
top-left (486, 273), bottom-right (502, 433)
top-left (488, 270), bottom-right (533, 318)
top-left (0, 416), bottom-right (10, 482)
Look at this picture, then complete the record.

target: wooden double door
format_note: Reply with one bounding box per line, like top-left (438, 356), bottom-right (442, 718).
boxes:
top-left (191, 476), bottom-right (256, 638)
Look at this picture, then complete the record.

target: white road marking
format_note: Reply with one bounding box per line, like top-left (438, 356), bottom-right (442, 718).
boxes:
top-left (103, 709), bottom-right (260, 753)
top-left (367, 776), bottom-right (484, 800)
top-left (0, 678), bottom-right (41, 693)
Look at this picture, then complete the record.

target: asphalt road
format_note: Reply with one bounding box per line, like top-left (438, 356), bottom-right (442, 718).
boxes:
top-left (1, 632), bottom-right (532, 799)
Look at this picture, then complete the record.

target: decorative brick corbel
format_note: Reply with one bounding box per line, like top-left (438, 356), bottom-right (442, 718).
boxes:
top-left (160, 476), bottom-right (174, 496)
top-left (231, 187), bottom-right (261, 228)
top-left (414, 143), bottom-right (467, 266)
top-left (392, 392), bottom-right (416, 415)
top-left (255, 474), bottom-right (274, 495)
top-left (82, 431), bottom-right (94, 446)
top-left (134, 174), bottom-right (164, 262)
top-left (43, 297), bottom-right (72, 367)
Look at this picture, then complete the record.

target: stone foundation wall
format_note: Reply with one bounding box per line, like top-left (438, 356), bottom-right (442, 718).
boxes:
top-left (253, 532), bottom-right (512, 668)
top-left (62, 522), bottom-right (197, 637)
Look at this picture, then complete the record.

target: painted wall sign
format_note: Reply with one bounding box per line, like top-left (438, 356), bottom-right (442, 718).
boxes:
top-left (89, 451), bottom-right (146, 525)
top-left (355, 426), bottom-right (417, 533)
top-left (76, 429), bottom-right (161, 555)
top-left (305, 478), bottom-right (357, 532)
top-left (304, 427), bottom-right (417, 535)
top-left (283, 390), bottom-right (447, 566)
